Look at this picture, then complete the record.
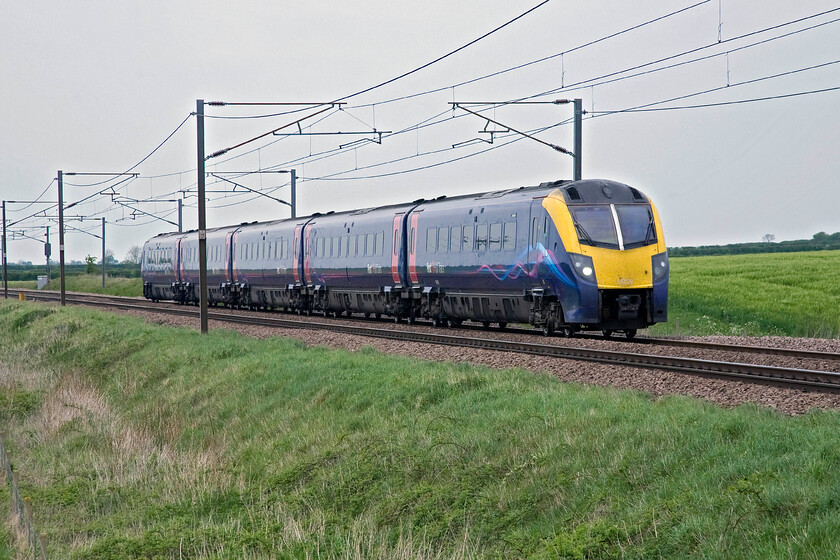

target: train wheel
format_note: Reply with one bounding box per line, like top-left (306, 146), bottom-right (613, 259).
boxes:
top-left (602, 330), bottom-right (613, 339)
top-left (375, 313), bottom-right (381, 320)
top-left (625, 329), bottom-right (637, 340)
top-left (560, 326), bottom-right (575, 338)
top-left (433, 317), bottom-right (442, 328)
top-left (542, 324), bottom-right (554, 337)
top-left (364, 312), bottom-right (371, 319)
top-left (498, 322), bottom-right (507, 330)
top-left (394, 315), bottom-right (402, 324)
top-left (482, 321), bottom-right (491, 329)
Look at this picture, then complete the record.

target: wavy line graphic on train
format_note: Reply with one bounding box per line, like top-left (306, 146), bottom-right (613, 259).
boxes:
top-left (474, 243), bottom-right (578, 289)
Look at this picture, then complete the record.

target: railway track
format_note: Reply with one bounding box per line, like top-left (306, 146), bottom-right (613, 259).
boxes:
top-left (8, 289), bottom-right (840, 393)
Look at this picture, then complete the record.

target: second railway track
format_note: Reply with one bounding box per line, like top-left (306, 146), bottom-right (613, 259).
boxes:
top-left (12, 289), bottom-right (840, 394)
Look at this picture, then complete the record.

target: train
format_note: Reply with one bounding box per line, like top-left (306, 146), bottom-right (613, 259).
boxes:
top-left (141, 178), bottom-right (668, 338)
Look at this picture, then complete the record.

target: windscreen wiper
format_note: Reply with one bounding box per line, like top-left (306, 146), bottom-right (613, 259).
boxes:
top-left (644, 217), bottom-right (655, 245)
top-left (573, 220), bottom-right (595, 246)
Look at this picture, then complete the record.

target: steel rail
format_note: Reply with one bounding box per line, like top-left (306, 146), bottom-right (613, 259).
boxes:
top-left (18, 289), bottom-right (840, 363)
top-left (11, 289), bottom-right (840, 393)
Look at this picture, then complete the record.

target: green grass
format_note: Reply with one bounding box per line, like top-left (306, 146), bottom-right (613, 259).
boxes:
top-left (646, 250), bottom-right (840, 338)
top-left (4, 275), bottom-right (142, 297)
top-left (2, 300), bottom-right (840, 559)
top-left (59, 274), bottom-right (142, 297)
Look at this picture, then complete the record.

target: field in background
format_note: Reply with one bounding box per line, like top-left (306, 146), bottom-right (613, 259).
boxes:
top-left (6, 275), bottom-right (143, 297)
top-left (647, 250), bottom-right (840, 338)
top-left (2, 301), bottom-right (840, 558)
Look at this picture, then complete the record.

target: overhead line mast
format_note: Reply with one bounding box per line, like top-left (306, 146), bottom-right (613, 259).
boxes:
top-left (450, 99), bottom-right (584, 181)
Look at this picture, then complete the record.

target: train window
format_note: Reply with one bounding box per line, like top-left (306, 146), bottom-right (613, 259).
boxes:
top-left (489, 223), bottom-right (502, 251)
top-left (616, 205), bottom-right (656, 248)
top-left (426, 228), bottom-right (436, 253)
top-left (393, 229), bottom-right (399, 256)
top-left (341, 235), bottom-right (348, 258)
top-left (450, 226), bottom-right (461, 252)
top-left (463, 225), bottom-right (474, 251)
top-left (358, 234), bottom-right (366, 257)
top-left (366, 233), bottom-right (375, 256)
top-left (410, 227), bottom-right (416, 255)
top-left (569, 205), bottom-right (619, 249)
top-left (332, 236), bottom-right (340, 258)
top-left (503, 222), bottom-right (516, 251)
top-left (438, 226), bottom-right (448, 253)
top-left (347, 235), bottom-right (355, 257)
top-left (476, 224), bottom-right (488, 251)
top-left (375, 232), bottom-right (383, 256)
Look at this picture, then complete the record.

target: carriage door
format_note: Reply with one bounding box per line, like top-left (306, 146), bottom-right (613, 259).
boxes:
top-left (293, 225), bottom-right (302, 283)
top-left (408, 211), bottom-right (421, 286)
top-left (528, 197), bottom-right (550, 291)
top-left (391, 213), bottom-right (403, 286)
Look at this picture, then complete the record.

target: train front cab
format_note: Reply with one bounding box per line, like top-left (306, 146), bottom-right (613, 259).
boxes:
top-left (541, 180), bottom-right (668, 337)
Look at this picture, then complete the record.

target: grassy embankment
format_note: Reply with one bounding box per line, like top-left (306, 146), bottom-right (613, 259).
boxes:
top-left (647, 250), bottom-right (840, 338)
top-left (2, 301), bottom-right (840, 558)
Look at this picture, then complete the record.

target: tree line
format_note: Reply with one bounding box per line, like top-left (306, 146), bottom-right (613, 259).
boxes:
top-left (669, 232), bottom-right (840, 257)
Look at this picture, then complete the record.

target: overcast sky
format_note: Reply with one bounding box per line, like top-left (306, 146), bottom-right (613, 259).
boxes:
top-left (2, 1), bottom-right (839, 262)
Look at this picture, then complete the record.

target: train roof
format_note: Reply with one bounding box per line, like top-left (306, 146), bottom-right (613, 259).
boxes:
top-left (144, 178), bottom-right (650, 242)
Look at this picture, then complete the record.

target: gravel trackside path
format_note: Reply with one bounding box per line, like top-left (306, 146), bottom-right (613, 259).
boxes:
top-left (107, 305), bottom-right (840, 416)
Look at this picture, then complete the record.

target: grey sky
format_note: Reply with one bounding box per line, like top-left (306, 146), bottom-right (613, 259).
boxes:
top-left (2, 1), bottom-right (839, 262)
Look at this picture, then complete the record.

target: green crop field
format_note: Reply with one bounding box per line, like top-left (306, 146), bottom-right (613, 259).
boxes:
top-left (2, 301), bottom-right (840, 558)
top-left (647, 250), bottom-right (840, 338)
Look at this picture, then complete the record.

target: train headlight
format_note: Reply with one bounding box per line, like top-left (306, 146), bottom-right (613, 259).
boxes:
top-left (652, 252), bottom-right (669, 282)
top-left (569, 253), bottom-right (596, 283)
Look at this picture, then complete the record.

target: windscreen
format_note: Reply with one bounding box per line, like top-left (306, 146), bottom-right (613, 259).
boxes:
top-left (569, 205), bottom-right (619, 249)
top-left (570, 204), bottom-right (656, 250)
top-left (616, 204), bottom-right (656, 248)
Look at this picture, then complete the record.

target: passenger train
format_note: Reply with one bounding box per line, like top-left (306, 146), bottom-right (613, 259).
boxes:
top-left (142, 178), bottom-right (669, 338)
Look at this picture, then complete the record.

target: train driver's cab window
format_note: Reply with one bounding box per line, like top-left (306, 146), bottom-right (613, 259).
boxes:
top-left (569, 205), bottom-right (619, 249)
top-left (616, 205), bottom-right (657, 248)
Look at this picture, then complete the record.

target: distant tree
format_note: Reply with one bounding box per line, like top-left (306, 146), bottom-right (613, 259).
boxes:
top-left (761, 233), bottom-right (776, 243)
top-left (123, 244), bottom-right (143, 264)
top-left (85, 254), bottom-right (97, 274)
top-left (104, 249), bottom-right (118, 265)
top-left (17, 260), bottom-right (33, 266)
